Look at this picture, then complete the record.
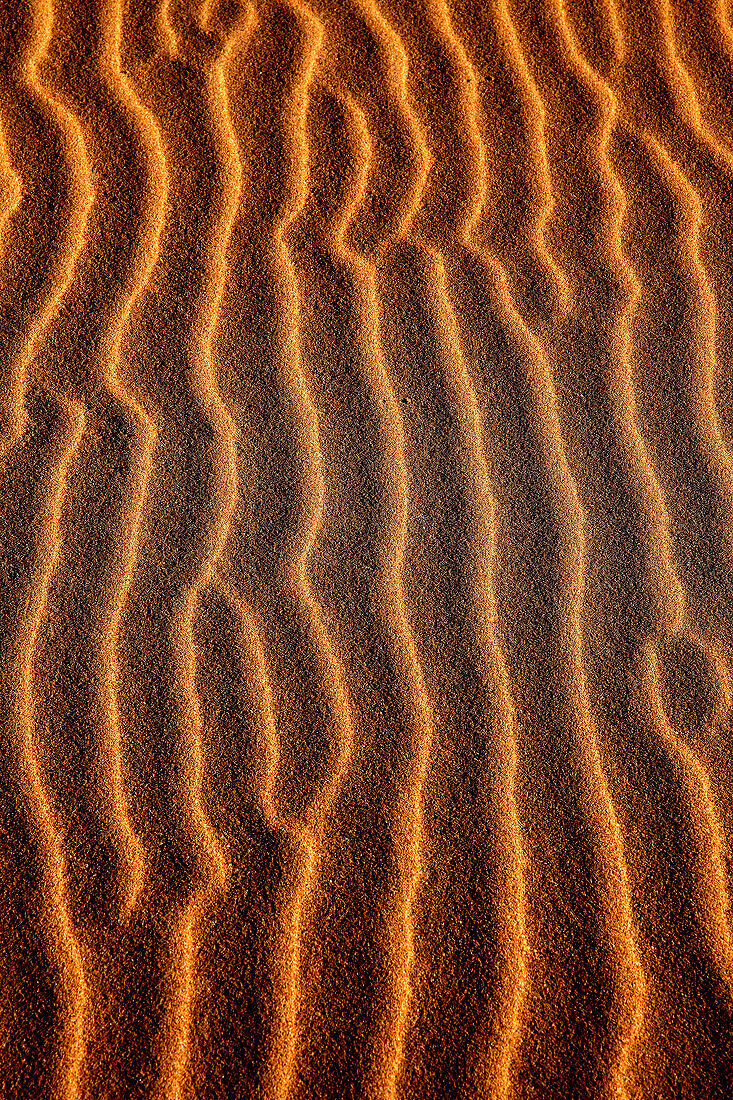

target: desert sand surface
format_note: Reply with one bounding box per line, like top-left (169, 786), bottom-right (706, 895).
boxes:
top-left (1, 0), bottom-right (733, 1097)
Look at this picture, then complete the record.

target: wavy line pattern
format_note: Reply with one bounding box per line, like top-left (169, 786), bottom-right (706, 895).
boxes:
top-left (2, 1), bottom-right (733, 1098)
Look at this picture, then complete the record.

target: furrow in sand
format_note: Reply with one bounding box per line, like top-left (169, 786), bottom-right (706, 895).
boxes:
top-left (212, 10), bottom-right (433, 1100)
top-left (34, 0), bottom-right (169, 941)
top-left (338, 5), bottom-right (529, 1097)
top-left (211, 579), bottom-right (331, 1100)
top-left (266, 44), bottom-right (360, 1094)
top-left (667, 0), bottom-right (733, 149)
top-left (641, 640), bottom-right (733, 983)
top-left (0, 401), bottom-right (89, 1100)
top-left (375, 272), bottom-right (443, 1099)
top-left (12, 400), bottom-right (90, 1100)
top-left (225, 7), bottom-right (356, 1098)
top-left (171, 12), bottom-right (243, 901)
top-left (158, 34), bottom-right (243, 1100)
top-left (192, 5), bottom-right (356, 1097)
top-left (511, 0), bottom-right (692, 1093)
top-left (637, 134), bottom-right (733, 475)
top-left (578, 0), bottom-right (733, 1010)
top-left (187, 579), bottom-right (284, 1100)
top-left (211, 584), bottom-right (281, 835)
top-left (600, 0), bottom-right (733, 627)
top-left (446, 0), bottom-right (570, 327)
top-left (597, 0), bottom-right (733, 492)
top-left (587, 0), bottom-right (733, 992)
top-left (385, 247), bottom-right (530, 1100)
top-left (265, 5), bottom-right (355, 833)
top-left (410, 3), bottom-right (646, 1097)
top-left (93, 2), bottom-right (164, 924)
top-left (490, 264), bottom-right (646, 1100)
top-left (510, 0), bottom-right (690, 768)
top-left (27, 1), bottom-right (192, 1088)
top-left (615, 0), bottom-right (733, 463)
top-left (0, 0), bottom-right (90, 453)
top-left (510, 0), bottom-right (733, 1091)
top-left (110, 3), bottom-right (248, 1096)
top-left (490, 0), bottom-right (572, 318)
top-left (600, 3), bottom-right (733, 891)
top-left (305, 0), bottom-right (429, 255)
top-left (286, 5), bottom-right (441, 1095)
top-left (330, 15), bottom-right (436, 1098)
top-left (0, 2), bottom-right (94, 1095)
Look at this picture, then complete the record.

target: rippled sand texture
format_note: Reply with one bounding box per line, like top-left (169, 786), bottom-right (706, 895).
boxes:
top-left (1, 0), bottom-right (733, 1097)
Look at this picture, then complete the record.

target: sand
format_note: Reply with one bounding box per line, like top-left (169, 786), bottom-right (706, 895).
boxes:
top-left (0, 0), bottom-right (732, 1097)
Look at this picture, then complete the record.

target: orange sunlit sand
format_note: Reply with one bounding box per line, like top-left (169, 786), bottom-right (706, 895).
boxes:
top-left (1, 1), bottom-right (732, 1097)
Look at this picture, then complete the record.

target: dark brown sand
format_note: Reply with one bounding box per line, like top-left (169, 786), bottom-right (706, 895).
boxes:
top-left (1, 0), bottom-right (733, 1097)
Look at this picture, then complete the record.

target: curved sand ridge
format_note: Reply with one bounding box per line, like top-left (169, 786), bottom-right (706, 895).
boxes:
top-left (1, 0), bottom-right (733, 1097)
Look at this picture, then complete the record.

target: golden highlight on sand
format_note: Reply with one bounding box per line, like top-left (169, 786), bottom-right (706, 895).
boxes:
top-left (1, 1), bottom-right (732, 1097)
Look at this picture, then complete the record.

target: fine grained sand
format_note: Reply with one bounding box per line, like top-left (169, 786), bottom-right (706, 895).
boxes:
top-left (1, 0), bottom-right (733, 1097)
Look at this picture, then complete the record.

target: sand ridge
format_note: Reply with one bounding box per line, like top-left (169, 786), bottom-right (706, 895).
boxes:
top-left (1, 0), bottom-right (733, 1097)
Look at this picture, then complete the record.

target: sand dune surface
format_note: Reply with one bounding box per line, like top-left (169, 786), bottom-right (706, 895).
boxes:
top-left (1, 1), bottom-right (733, 1097)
